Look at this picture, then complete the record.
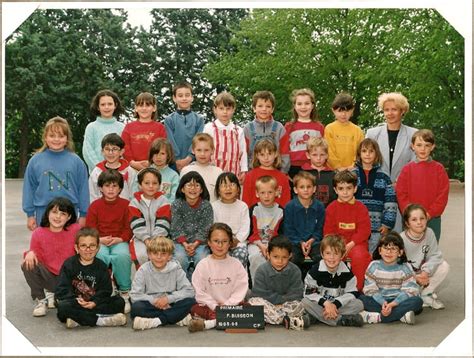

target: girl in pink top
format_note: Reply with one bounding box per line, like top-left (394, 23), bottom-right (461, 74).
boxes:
top-left (122, 92), bottom-right (167, 171)
top-left (188, 223), bottom-right (248, 332)
top-left (22, 197), bottom-right (81, 317)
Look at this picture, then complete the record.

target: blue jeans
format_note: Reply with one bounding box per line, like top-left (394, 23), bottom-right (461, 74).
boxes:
top-left (130, 297), bottom-right (196, 324)
top-left (359, 295), bottom-right (423, 323)
top-left (96, 242), bottom-right (132, 291)
top-left (174, 243), bottom-right (209, 272)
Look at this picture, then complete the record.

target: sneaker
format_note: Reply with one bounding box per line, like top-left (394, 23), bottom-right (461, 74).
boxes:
top-left (176, 314), bottom-right (192, 327)
top-left (133, 317), bottom-right (156, 331)
top-left (120, 291), bottom-right (131, 314)
top-left (188, 318), bottom-right (205, 333)
top-left (282, 315), bottom-right (308, 331)
top-left (45, 290), bottom-right (56, 309)
top-left (66, 318), bottom-right (80, 329)
top-left (338, 314), bottom-right (364, 327)
top-left (422, 295), bottom-right (445, 310)
top-left (100, 313), bottom-right (127, 327)
top-left (32, 299), bottom-right (47, 317)
top-left (359, 310), bottom-right (381, 324)
top-left (400, 311), bottom-right (415, 325)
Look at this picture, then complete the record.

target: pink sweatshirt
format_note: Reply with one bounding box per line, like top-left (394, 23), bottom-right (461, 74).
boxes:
top-left (191, 255), bottom-right (248, 311)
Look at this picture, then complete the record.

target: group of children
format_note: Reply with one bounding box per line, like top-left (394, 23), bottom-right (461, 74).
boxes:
top-left (20, 82), bottom-right (451, 331)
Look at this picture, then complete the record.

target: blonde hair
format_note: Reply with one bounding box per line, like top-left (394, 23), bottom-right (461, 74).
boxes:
top-left (306, 137), bottom-right (328, 154)
top-left (147, 236), bottom-right (174, 254)
top-left (192, 133), bottom-right (214, 150)
top-left (255, 175), bottom-right (278, 191)
top-left (290, 88), bottom-right (318, 122)
top-left (293, 171), bottom-right (316, 187)
top-left (377, 92), bottom-right (409, 115)
top-left (252, 139), bottom-right (282, 169)
top-left (38, 116), bottom-right (74, 152)
top-left (320, 234), bottom-right (346, 257)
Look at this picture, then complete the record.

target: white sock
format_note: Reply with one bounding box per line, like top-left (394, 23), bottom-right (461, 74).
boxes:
top-left (204, 319), bottom-right (216, 330)
top-left (150, 317), bottom-right (162, 327)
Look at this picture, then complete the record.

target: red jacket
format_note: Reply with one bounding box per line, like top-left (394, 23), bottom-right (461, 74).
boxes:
top-left (242, 167), bottom-right (291, 208)
top-left (86, 197), bottom-right (132, 242)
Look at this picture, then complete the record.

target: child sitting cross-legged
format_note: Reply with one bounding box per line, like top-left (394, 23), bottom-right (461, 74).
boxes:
top-left (55, 227), bottom-right (127, 328)
top-left (302, 234), bottom-right (364, 327)
top-left (130, 236), bottom-right (196, 330)
top-left (248, 235), bottom-right (310, 330)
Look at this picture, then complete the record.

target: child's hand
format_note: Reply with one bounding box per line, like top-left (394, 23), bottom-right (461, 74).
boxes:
top-left (416, 272), bottom-right (430, 287)
top-left (257, 242), bottom-right (268, 258)
top-left (27, 217), bottom-right (37, 231)
top-left (238, 171), bottom-right (247, 185)
top-left (323, 301), bottom-right (338, 320)
top-left (154, 296), bottom-right (170, 310)
top-left (381, 301), bottom-right (396, 317)
top-left (183, 242), bottom-right (195, 256)
top-left (23, 251), bottom-right (38, 271)
top-left (176, 157), bottom-right (192, 172)
top-left (78, 217), bottom-right (86, 228)
top-left (100, 236), bottom-right (113, 246)
top-left (77, 297), bottom-right (96, 309)
top-left (379, 226), bottom-right (389, 235)
top-left (130, 160), bottom-right (148, 171)
top-left (109, 237), bottom-right (123, 246)
top-left (345, 241), bottom-right (355, 256)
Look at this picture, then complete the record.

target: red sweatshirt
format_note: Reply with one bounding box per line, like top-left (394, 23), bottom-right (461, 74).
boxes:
top-left (396, 159), bottom-right (449, 218)
top-left (86, 197), bottom-right (132, 242)
top-left (242, 167), bottom-right (291, 208)
top-left (121, 120), bottom-right (167, 162)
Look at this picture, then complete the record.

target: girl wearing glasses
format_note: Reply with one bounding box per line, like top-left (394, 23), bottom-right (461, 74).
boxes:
top-left (21, 197), bottom-right (80, 317)
top-left (171, 171), bottom-right (213, 277)
top-left (358, 231), bottom-right (423, 325)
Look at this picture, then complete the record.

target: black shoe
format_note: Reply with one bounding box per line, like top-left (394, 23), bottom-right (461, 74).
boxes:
top-left (282, 315), bottom-right (290, 329)
top-left (338, 314), bottom-right (364, 327)
top-left (302, 313), bottom-right (311, 329)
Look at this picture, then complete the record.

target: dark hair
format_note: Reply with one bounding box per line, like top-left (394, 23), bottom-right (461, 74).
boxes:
top-left (176, 171), bottom-right (210, 201)
top-left (332, 92), bottom-right (355, 111)
top-left (97, 169), bottom-right (124, 189)
top-left (268, 235), bottom-right (292, 254)
top-left (356, 138), bottom-right (383, 166)
top-left (75, 227), bottom-right (100, 246)
top-left (333, 169), bottom-right (357, 187)
top-left (252, 90), bottom-right (275, 108)
top-left (173, 81), bottom-right (193, 96)
top-left (101, 133), bottom-right (125, 149)
top-left (134, 92), bottom-right (157, 120)
top-left (90, 89), bottom-right (124, 118)
top-left (137, 167), bottom-right (162, 186)
top-left (40, 197), bottom-right (77, 230)
top-left (372, 231), bottom-right (408, 263)
top-left (207, 222), bottom-right (233, 243)
top-left (213, 92), bottom-right (236, 108)
top-left (148, 138), bottom-right (175, 165)
top-left (402, 204), bottom-right (428, 230)
top-left (215, 172), bottom-right (241, 199)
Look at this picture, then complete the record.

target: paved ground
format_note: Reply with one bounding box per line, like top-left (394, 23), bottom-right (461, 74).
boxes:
top-left (1, 179), bottom-right (470, 356)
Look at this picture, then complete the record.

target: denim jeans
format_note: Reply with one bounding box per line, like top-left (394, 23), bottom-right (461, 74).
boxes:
top-left (130, 297), bottom-right (196, 324)
top-left (359, 295), bottom-right (423, 323)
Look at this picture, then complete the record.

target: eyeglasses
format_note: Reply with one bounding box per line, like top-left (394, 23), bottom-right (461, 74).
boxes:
top-left (78, 244), bottom-right (98, 250)
top-left (381, 245), bottom-right (399, 253)
top-left (210, 240), bottom-right (230, 246)
top-left (184, 182), bottom-right (201, 189)
top-left (219, 182), bottom-right (238, 189)
top-left (103, 147), bottom-right (121, 153)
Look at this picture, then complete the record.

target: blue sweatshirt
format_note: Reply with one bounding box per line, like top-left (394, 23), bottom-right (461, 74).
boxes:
top-left (164, 110), bottom-right (204, 161)
top-left (283, 197), bottom-right (325, 245)
top-left (22, 149), bottom-right (89, 218)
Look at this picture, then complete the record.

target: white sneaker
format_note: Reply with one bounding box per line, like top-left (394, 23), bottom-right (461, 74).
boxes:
top-left (176, 314), bottom-right (192, 327)
top-left (400, 311), bottom-right (415, 325)
top-left (45, 290), bottom-right (56, 309)
top-left (422, 294), bottom-right (445, 310)
top-left (359, 310), bottom-right (381, 324)
top-left (100, 313), bottom-right (127, 327)
top-left (66, 318), bottom-right (80, 328)
top-left (120, 291), bottom-right (131, 314)
top-left (33, 299), bottom-right (47, 317)
top-left (133, 316), bottom-right (156, 330)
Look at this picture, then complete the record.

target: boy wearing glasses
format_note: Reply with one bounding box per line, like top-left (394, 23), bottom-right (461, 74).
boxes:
top-left (89, 133), bottom-right (136, 201)
top-left (56, 227), bottom-right (127, 328)
top-left (86, 169), bottom-right (133, 313)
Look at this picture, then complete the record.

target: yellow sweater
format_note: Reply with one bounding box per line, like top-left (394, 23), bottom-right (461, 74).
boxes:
top-left (324, 120), bottom-right (364, 169)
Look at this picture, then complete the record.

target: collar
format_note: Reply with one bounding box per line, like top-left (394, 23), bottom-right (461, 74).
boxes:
top-left (133, 191), bottom-right (164, 202)
top-left (177, 109), bottom-right (191, 116)
top-left (301, 162), bottom-right (333, 171)
top-left (213, 119), bottom-right (234, 128)
top-left (97, 116), bottom-right (117, 123)
top-left (337, 197), bottom-right (356, 204)
top-left (414, 157), bottom-right (433, 163)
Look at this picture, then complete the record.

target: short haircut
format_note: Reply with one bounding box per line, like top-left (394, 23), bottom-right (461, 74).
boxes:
top-left (293, 171), bottom-right (316, 187)
top-left (372, 231), bottom-right (408, 263)
top-left (252, 90), bottom-right (275, 108)
top-left (137, 167), bottom-right (161, 186)
top-left (290, 88), bottom-right (318, 121)
top-left (192, 133), bottom-right (214, 150)
top-left (101, 133), bottom-right (125, 149)
top-left (214, 92), bottom-right (236, 108)
top-left (75, 227), bottom-right (100, 246)
top-left (215, 172), bottom-right (241, 199)
top-left (306, 137), bottom-right (329, 154)
top-left (147, 236), bottom-right (174, 254)
top-left (134, 92), bottom-right (157, 120)
top-left (148, 138), bottom-right (175, 165)
top-left (356, 138), bottom-right (383, 166)
top-left (173, 81), bottom-right (193, 96)
top-left (90, 89), bottom-right (125, 118)
top-left (320, 234), bottom-right (346, 257)
top-left (252, 138), bottom-right (282, 169)
top-left (402, 203), bottom-right (428, 230)
top-left (40, 197), bottom-right (77, 229)
top-left (268, 235), bottom-right (292, 254)
top-left (333, 170), bottom-right (357, 187)
top-left (97, 169), bottom-right (124, 189)
top-left (39, 116), bottom-right (74, 153)
top-left (412, 129), bottom-right (435, 145)
top-left (175, 171), bottom-right (210, 201)
top-left (255, 175), bottom-right (278, 191)
top-left (332, 92), bottom-right (355, 111)
top-left (377, 92), bottom-right (409, 115)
